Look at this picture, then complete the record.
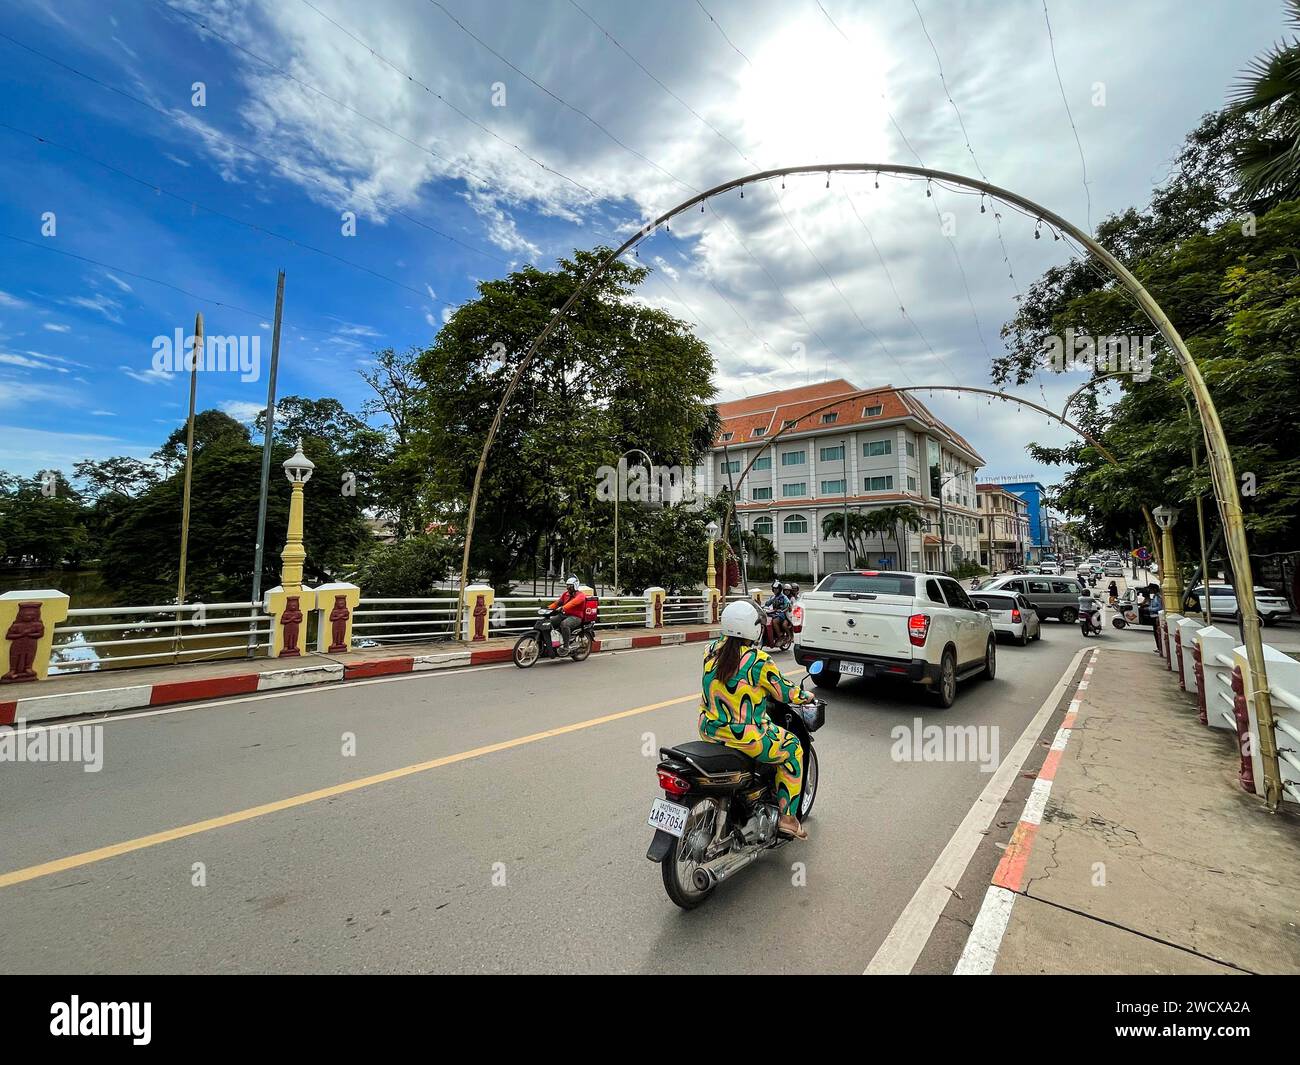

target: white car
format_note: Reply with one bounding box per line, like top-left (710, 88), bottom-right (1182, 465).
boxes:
top-left (1039, 561), bottom-right (1060, 575)
top-left (972, 589), bottom-right (1042, 646)
top-left (1185, 584), bottom-right (1292, 626)
top-left (793, 569), bottom-right (996, 708)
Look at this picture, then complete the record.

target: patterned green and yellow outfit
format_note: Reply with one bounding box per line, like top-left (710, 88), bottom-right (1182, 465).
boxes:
top-left (698, 639), bottom-right (814, 815)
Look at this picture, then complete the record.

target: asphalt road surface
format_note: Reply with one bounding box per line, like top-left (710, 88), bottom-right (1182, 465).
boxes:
top-left (0, 613), bottom-right (1157, 974)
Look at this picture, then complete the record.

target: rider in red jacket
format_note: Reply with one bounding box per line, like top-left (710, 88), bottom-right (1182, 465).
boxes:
top-left (548, 576), bottom-right (588, 652)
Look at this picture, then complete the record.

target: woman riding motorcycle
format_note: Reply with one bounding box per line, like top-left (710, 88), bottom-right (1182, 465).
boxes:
top-left (699, 601), bottom-right (816, 841)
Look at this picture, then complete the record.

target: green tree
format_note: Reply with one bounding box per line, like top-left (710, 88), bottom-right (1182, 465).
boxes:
top-left (0, 471), bottom-right (89, 566)
top-left (1230, 0), bottom-right (1300, 210)
top-left (409, 249), bottom-right (717, 588)
top-left (354, 534), bottom-right (458, 597)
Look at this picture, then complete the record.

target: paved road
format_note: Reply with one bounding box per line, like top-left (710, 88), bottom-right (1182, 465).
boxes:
top-left (0, 614), bottom-right (1159, 974)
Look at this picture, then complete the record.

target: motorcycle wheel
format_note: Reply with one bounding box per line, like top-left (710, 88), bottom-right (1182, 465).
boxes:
top-left (799, 746), bottom-right (819, 820)
top-left (512, 633), bottom-right (540, 668)
top-left (1111, 617), bottom-right (1126, 629)
top-left (569, 633), bottom-right (592, 662)
top-left (661, 800), bottom-right (717, 910)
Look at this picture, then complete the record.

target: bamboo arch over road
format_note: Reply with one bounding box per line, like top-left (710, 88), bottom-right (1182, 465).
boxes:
top-left (453, 162), bottom-right (1282, 810)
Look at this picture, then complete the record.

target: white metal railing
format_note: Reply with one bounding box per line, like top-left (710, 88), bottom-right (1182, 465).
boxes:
top-left (49, 601), bottom-right (272, 673)
top-left (488, 595), bottom-right (647, 637)
top-left (663, 594), bottom-right (708, 626)
top-left (350, 597), bottom-right (460, 645)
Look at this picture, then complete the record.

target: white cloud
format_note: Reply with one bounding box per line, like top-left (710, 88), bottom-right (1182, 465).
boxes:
top-left (42, 323), bottom-right (72, 333)
top-left (220, 400), bottom-right (267, 423)
top-left (0, 353), bottom-right (68, 373)
top-left (119, 365), bottom-right (172, 385)
top-left (64, 294), bottom-right (123, 324)
top-left (103, 271), bottom-right (134, 293)
top-left (0, 290), bottom-right (27, 309)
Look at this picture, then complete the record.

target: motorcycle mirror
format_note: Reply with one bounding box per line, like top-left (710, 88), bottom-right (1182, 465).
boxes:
top-left (809, 660), bottom-right (824, 676)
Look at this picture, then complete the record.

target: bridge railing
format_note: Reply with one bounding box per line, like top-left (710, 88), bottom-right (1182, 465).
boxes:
top-left (50, 602), bottom-right (272, 673)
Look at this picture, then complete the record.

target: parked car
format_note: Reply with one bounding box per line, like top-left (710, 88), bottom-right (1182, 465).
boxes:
top-left (1184, 584), bottom-right (1292, 626)
top-left (794, 570), bottom-right (996, 708)
top-left (977, 574), bottom-right (1087, 622)
top-left (973, 590), bottom-right (1042, 646)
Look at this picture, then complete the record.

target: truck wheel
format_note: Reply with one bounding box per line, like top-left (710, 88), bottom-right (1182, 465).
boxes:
top-left (930, 649), bottom-right (957, 708)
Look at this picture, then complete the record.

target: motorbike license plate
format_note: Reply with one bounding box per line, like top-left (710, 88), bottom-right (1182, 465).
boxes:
top-left (648, 798), bottom-right (690, 838)
top-left (839, 660), bottom-right (865, 677)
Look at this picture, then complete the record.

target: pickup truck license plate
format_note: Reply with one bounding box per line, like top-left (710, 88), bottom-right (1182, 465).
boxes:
top-left (648, 798), bottom-right (690, 837)
top-left (839, 660), bottom-right (865, 677)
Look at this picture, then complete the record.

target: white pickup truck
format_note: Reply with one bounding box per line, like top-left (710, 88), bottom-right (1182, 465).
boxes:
top-left (792, 570), bottom-right (996, 707)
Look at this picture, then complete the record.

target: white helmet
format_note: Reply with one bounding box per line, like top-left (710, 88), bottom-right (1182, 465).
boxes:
top-left (565, 575), bottom-right (580, 590)
top-left (719, 599), bottom-right (763, 641)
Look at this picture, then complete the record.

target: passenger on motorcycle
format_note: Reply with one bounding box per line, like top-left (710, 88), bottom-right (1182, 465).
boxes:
top-left (699, 601), bottom-right (816, 841)
top-left (547, 576), bottom-right (587, 653)
top-left (1078, 589), bottom-right (1101, 631)
top-left (765, 579), bottom-right (792, 642)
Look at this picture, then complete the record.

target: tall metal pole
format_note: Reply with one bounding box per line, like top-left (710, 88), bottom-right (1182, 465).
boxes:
top-left (175, 312), bottom-right (202, 664)
top-left (249, 271), bottom-right (285, 655)
top-left (842, 437), bottom-right (850, 568)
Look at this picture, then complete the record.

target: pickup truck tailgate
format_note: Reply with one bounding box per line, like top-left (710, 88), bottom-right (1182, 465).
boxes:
top-left (800, 593), bottom-right (915, 660)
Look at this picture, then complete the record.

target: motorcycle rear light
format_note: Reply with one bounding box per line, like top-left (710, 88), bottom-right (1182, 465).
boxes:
top-left (907, 613), bottom-right (930, 646)
top-left (658, 770), bottom-right (690, 796)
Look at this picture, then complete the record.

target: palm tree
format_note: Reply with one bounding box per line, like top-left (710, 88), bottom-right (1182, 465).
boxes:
top-left (1231, 1), bottom-right (1300, 208)
top-left (821, 511), bottom-right (872, 567)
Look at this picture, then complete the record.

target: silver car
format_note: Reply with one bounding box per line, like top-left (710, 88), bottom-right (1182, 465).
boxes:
top-left (973, 590), bottom-right (1042, 646)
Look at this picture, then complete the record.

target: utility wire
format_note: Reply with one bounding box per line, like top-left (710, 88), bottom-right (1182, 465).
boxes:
top-left (1043, 0), bottom-right (1093, 232)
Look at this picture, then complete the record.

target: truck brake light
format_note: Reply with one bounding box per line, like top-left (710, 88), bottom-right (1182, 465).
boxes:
top-left (907, 613), bottom-right (930, 646)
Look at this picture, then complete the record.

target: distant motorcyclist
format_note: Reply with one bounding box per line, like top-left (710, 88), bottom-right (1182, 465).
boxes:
top-left (765, 579), bottom-right (792, 642)
top-left (547, 576), bottom-right (588, 653)
top-left (1078, 589), bottom-right (1101, 633)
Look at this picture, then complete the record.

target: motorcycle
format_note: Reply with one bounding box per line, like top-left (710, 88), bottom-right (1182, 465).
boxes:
top-left (646, 661), bottom-right (828, 909)
top-left (1080, 606), bottom-right (1103, 637)
top-left (760, 606), bottom-right (793, 653)
top-left (511, 608), bottom-right (594, 667)
top-left (1111, 598), bottom-right (1141, 629)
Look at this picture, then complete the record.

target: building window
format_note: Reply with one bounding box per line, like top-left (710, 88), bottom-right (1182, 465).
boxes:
top-left (820, 479), bottom-right (845, 495)
top-left (864, 475), bottom-right (894, 492)
top-left (784, 551), bottom-right (810, 574)
top-left (862, 439), bottom-right (892, 457)
top-left (754, 456), bottom-right (771, 471)
top-left (782, 419), bottom-right (797, 429)
top-left (751, 486), bottom-right (773, 500)
top-left (819, 445), bottom-right (844, 462)
top-left (720, 459), bottom-right (739, 474)
top-left (862, 404), bottom-right (883, 417)
top-left (821, 412), bottom-right (838, 424)
top-left (751, 426), bottom-right (766, 437)
top-left (782, 482), bottom-right (807, 497)
top-left (907, 475), bottom-right (917, 491)
top-left (720, 432), bottom-right (733, 441)
top-left (781, 450), bottom-right (806, 466)
top-left (979, 518), bottom-right (985, 534)
top-left (783, 515), bottom-right (808, 534)
top-left (753, 516), bottom-right (774, 536)
top-left (906, 440), bottom-right (916, 457)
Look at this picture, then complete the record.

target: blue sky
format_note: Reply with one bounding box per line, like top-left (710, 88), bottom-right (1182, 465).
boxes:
top-left (0, 0), bottom-right (1287, 482)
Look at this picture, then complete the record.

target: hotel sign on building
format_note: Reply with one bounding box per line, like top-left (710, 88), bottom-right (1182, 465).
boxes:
top-left (702, 379), bottom-right (985, 581)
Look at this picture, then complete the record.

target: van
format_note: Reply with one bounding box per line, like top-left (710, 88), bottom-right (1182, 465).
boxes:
top-left (978, 574), bottom-right (1086, 622)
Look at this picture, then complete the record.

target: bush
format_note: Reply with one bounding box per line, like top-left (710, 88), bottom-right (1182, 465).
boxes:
top-left (354, 535), bottom-right (457, 597)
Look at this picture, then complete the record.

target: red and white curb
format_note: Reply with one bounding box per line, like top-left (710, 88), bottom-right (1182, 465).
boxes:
top-left (0, 627), bottom-right (719, 726)
top-left (954, 647), bottom-right (1099, 975)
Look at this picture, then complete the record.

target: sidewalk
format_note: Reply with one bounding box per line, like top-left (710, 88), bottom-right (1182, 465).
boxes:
top-left (966, 646), bottom-right (1300, 975)
top-left (0, 624), bottom-right (719, 726)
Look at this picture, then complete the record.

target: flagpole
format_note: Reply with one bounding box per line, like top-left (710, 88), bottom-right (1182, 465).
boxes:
top-left (175, 311), bottom-right (202, 664)
top-left (249, 271), bottom-right (285, 655)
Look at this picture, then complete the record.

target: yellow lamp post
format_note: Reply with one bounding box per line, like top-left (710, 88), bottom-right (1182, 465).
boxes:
top-left (264, 440), bottom-right (317, 659)
top-left (280, 440), bottom-right (314, 592)
top-left (1152, 505), bottom-right (1182, 607)
top-left (706, 520), bottom-right (718, 590)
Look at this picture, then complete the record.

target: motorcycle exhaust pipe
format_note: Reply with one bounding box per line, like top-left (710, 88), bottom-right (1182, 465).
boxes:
top-left (697, 846), bottom-right (763, 887)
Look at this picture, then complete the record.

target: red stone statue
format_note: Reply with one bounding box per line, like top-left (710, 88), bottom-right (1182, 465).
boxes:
top-left (3, 601), bottom-right (45, 683)
top-left (281, 596), bottom-right (304, 657)
top-left (653, 594), bottom-right (663, 629)
top-left (328, 594), bottom-right (350, 654)
top-left (472, 593), bottom-right (488, 641)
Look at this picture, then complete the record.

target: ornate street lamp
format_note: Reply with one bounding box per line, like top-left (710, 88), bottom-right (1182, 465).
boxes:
top-left (1152, 505), bottom-right (1181, 607)
top-left (706, 520), bottom-right (719, 593)
top-left (280, 440), bottom-right (315, 594)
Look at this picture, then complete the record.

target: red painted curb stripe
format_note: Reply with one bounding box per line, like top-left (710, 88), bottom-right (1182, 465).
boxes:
top-left (0, 701), bottom-right (15, 726)
top-left (469, 647), bottom-right (514, 665)
top-left (630, 635), bottom-right (661, 648)
top-left (991, 820), bottom-right (1039, 892)
top-left (343, 658), bottom-right (414, 680)
top-left (150, 675), bottom-right (260, 706)
top-left (685, 630), bottom-right (713, 643)
top-left (1038, 748), bottom-right (1063, 782)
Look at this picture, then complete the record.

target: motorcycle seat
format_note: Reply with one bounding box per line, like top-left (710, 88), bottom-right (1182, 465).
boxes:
top-left (661, 740), bottom-right (753, 774)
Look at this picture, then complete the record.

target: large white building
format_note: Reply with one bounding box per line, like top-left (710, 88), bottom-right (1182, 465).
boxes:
top-left (701, 379), bottom-right (985, 581)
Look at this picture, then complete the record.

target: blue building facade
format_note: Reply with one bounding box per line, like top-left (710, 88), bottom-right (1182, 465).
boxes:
top-left (994, 480), bottom-right (1051, 561)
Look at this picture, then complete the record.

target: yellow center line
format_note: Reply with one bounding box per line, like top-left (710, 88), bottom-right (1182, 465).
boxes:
top-left (0, 692), bottom-right (698, 890)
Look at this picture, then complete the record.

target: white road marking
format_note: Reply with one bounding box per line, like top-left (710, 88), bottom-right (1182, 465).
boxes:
top-left (953, 886), bottom-right (1018, 975)
top-left (863, 646), bottom-right (1090, 975)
